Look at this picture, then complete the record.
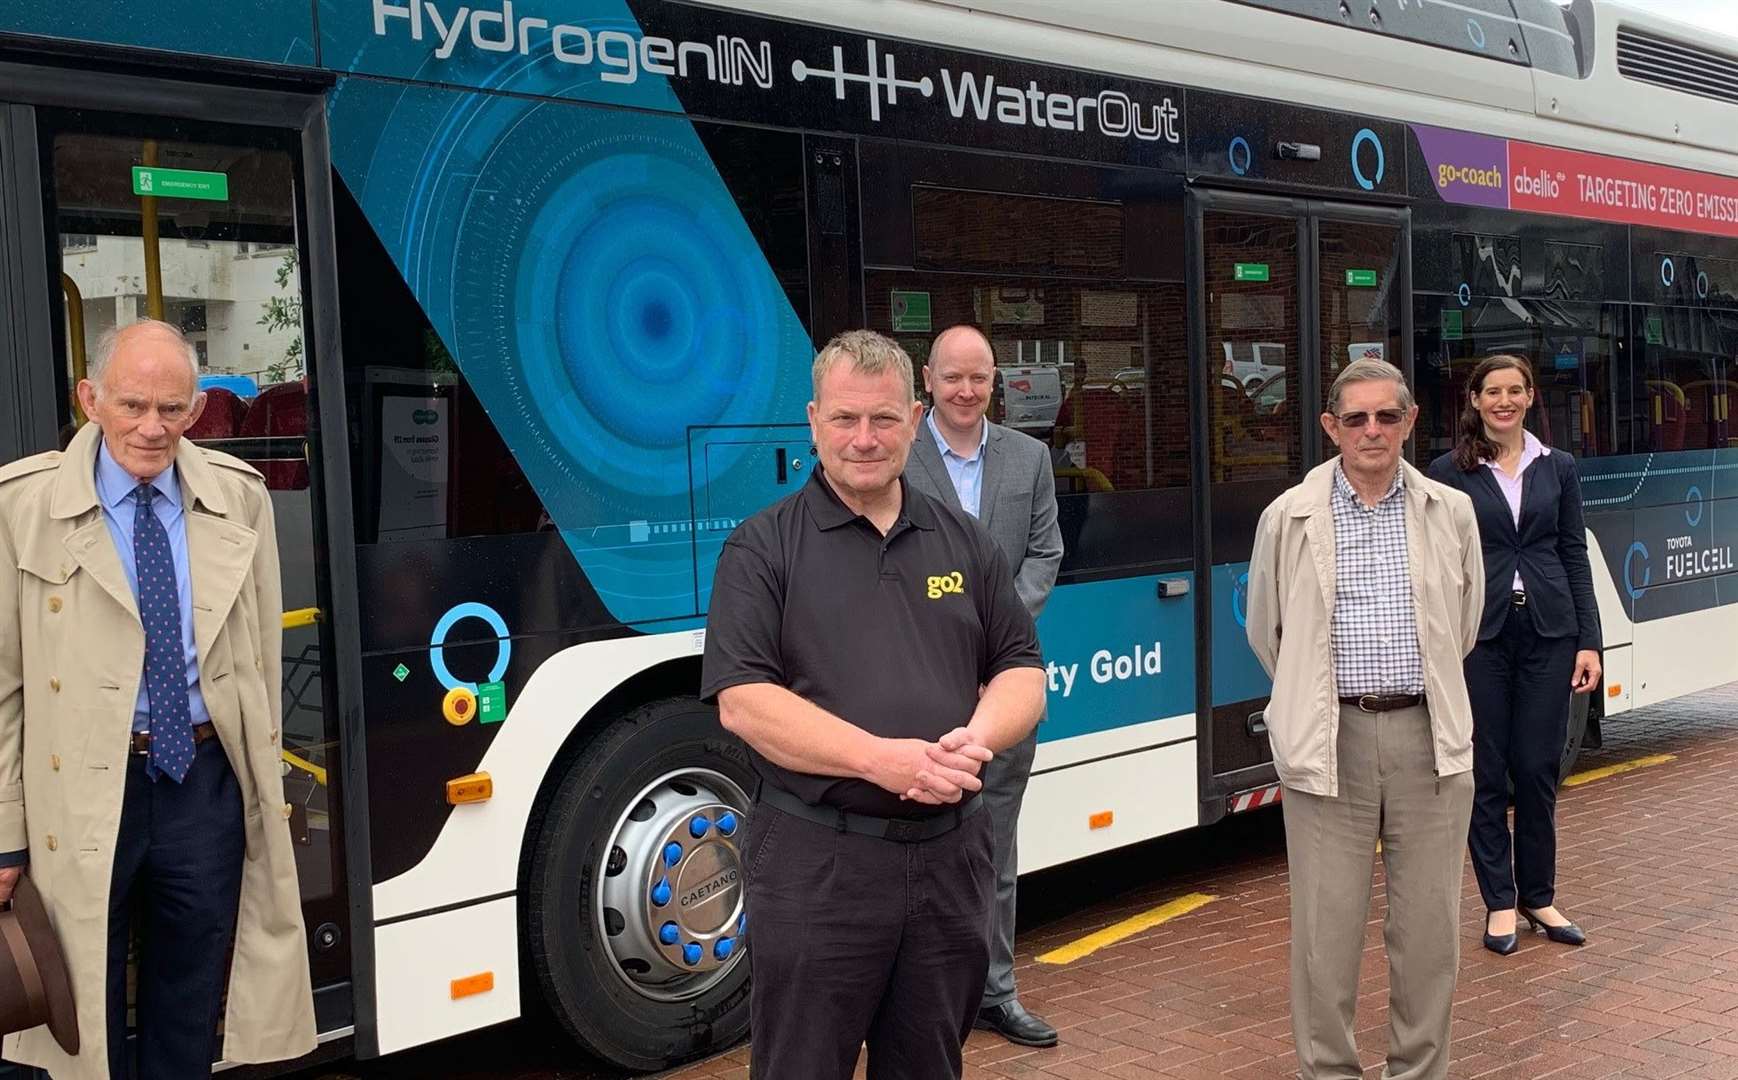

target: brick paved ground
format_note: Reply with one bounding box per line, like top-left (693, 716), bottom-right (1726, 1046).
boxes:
top-left (664, 679), bottom-right (1738, 1080)
top-left (324, 680), bottom-right (1738, 1080)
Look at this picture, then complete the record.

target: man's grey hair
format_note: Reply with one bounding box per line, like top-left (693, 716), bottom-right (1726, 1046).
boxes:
top-left (87, 318), bottom-right (200, 396)
top-left (811, 329), bottom-right (916, 403)
top-left (1327, 357), bottom-right (1414, 413)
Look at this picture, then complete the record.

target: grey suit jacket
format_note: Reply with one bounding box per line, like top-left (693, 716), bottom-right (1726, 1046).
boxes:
top-left (905, 419), bottom-right (1063, 618)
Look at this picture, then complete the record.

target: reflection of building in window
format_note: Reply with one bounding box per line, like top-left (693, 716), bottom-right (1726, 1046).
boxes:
top-left (59, 234), bottom-right (303, 381)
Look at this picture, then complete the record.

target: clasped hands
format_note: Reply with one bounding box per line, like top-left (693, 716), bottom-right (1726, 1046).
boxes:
top-left (878, 727), bottom-right (993, 806)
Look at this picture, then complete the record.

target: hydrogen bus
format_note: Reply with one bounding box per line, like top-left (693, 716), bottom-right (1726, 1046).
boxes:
top-left (0, 0), bottom-right (1734, 1072)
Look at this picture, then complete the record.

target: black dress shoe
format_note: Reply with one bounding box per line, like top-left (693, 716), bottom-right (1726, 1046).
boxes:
top-left (1482, 929), bottom-right (1518, 955)
top-left (1523, 908), bottom-right (1587, 946)
top-left (975, 1000), bottom-right (1058, 1048)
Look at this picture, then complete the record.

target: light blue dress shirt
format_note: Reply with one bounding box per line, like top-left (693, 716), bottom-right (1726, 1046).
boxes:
top-left (926, 409), bottom-right (989, 519)
top-left (94, 442), bottom-right (210, 735)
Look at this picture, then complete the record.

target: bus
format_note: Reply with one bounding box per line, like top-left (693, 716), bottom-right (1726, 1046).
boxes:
top-left (0, 0), bottom-right (1734, 1072)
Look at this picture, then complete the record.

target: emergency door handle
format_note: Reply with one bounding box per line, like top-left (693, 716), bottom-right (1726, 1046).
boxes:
top-left (1155, 578), bottom-right (1190, 599)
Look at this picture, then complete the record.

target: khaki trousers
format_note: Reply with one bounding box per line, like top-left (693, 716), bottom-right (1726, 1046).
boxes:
top-left (1282, 703), bottom-right (1474, 1080)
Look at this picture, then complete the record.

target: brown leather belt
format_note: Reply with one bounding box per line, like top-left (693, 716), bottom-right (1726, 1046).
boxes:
top-left (1339, 693), bottom-right (1425, 713)
top-left (130, 722), bottom-right (217, 756)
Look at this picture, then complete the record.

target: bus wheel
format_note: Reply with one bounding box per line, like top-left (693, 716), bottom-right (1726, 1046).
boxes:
top-left (525, 696), bottom-right (754, 1072)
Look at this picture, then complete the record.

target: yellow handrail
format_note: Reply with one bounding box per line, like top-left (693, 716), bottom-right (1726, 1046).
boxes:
top-left (282, 607), bottom-right (321, 630)
top-left (279, 608), bottom-right (326, 786)
top-left (140, 140), bottom-right (164, 321)
top-left (282, 750), bottom-right (327, 787)
top-left (62, 273), bottom-right (87, 424)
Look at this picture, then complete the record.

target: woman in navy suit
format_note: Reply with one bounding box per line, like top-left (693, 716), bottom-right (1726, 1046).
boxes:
top-left (1427, 354), bottom-right (1602, 955)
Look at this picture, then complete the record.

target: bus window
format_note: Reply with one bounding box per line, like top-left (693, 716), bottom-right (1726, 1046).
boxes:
top-left (1317, 218), bottom-right (1405, 460)
top-left (1413, 296), bottom-right (1626, 463)
top-left (41, 112), bottom-right (348, 984)
top-left (1637, 306), bottom-right (1735, 453)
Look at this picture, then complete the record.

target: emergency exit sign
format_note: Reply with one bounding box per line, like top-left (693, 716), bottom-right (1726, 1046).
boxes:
top-left (1233, 263), bottom-right (1270, 282)
top-left (131, 166), bottom-right (229, 202)
top-left (1345, 269), bottom-right (1378, 287)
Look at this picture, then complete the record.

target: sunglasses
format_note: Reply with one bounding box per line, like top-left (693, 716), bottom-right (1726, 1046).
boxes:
top-left (1334, 409), bottom-right (1406, 429)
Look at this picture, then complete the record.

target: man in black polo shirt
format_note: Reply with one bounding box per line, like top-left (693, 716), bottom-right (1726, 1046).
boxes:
top-left (703, 329), bottom-right (1047, 1079)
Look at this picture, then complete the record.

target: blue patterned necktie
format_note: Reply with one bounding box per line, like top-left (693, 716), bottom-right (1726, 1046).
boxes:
top-left (134, 484), bottom-right (194, 783)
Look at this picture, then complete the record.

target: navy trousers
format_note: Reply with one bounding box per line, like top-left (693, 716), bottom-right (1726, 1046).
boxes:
top-left (1464, 601), bottom-right (1579, 912)
top-left (107, 736), bottom-right (245, 1080)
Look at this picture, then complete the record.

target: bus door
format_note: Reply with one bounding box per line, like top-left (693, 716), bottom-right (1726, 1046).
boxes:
top-left (1191, 190), bottom-right (1409, 820)
top-left (0, 66), bottom-right (369, 1055)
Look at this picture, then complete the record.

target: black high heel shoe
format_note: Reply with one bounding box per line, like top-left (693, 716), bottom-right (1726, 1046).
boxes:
top-left (1522, 908), bottom-right (1587, 946)
top-left (1482, 914), bottom-right (1518, 956)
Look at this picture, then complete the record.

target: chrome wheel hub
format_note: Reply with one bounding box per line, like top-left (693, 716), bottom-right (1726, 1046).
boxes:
top-left (596, 768), bottom-right (750, 1001)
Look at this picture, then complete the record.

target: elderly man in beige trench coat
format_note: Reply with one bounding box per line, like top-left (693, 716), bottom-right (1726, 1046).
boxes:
top-left (0, 319), bottom-right (315, 1079)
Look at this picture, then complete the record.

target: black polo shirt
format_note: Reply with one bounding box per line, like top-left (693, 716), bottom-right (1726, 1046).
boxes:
top-left (701, 466), bottom-right (1042, 818)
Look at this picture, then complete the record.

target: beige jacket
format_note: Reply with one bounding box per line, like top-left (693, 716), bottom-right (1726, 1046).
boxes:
top-left (1245, 458), bottom-right (1484, 798)
top-left (0, 423), bottom-right (316, 1079)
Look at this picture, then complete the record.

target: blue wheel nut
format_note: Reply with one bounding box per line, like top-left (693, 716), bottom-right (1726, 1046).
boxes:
top-left (659, 921), bottom-right (680, 946)
top-left (717, 812), bottom-right (739, 835)
top-left (689, 815), bottom-right (711, 839)
top-left (714, 937), bottom-right (735, 960)
top-left (651, 878), bottom-right (671, 906)
top-left (682, 942), bottom-right (703, 966)
top-left (663, 842), bottom-right (683, 867)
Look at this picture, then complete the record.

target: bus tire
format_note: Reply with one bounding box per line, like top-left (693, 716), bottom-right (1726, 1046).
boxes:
top-left (524, 696), bottom-right (755, 1072)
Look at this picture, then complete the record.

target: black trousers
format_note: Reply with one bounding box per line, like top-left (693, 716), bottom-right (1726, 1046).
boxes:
top-left (1464, 602), bottom-right (1579, 912)
top-left (107, 736), bottom-right (245, 1080)
top-left (742, 801), bottom-right (994, 1079)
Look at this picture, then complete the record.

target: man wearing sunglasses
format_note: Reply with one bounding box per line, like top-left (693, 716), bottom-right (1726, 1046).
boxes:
top-left (1245, 357), bottom-right (1483, 1080)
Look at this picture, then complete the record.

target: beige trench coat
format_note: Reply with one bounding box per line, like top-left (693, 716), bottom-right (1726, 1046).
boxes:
top-left (0, 423), bottom-right (316, 1079)
top-left (1245, 457), bottom-right (1485, 798)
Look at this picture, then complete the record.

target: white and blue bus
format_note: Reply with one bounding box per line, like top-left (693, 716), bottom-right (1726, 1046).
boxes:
top-left (0, 0), bottom-right (1734, 1072)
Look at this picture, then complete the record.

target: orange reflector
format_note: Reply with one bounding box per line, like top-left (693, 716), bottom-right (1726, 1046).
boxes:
top-left (1089, 811), bottom-right (1114, 830)
top-left (446, 772), bottom-right (493, 805)
top-left (450, 971), bottom-right (494, 999)
top-left (1608, 683), bottom-right (1622, 698)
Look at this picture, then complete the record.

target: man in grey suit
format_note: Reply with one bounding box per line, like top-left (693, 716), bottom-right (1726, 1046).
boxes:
top-left (905, 324), bottom-right (1063, 1048)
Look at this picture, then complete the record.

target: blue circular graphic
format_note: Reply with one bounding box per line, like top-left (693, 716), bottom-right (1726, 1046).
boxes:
top-left (1697, 271), bottom-right (1710, 299)
top-left (429, 602), bottom-right (512, 693)
top-left (1624, 542), bottom-right (1651, 600)
top-left (1232, 571), bottom-right (1250, 628)
top-left (1458, 283), bottom-right (1471, 307)
top-left (1351, 129), bottom-right (1385, 191)
top-left (1228, 136), bottom-right (1251, 176)
top-left (1687, 485), bottom-right (1704, 527)
top-left (1661, 257), bottom-right (1676, 288)
top-left (1466, 18), bottom-right (1487, 49)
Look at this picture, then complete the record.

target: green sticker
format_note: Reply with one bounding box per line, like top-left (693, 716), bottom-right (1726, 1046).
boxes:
top-left (890, 290), bottom-right (932, 332)
top-left (1233, 262), bottom-right (1270, 283)
top-left (131, 166), bottom-right (229, 202)
top-left (1440, 310), bottom-right (1463, 341)
top-left (392, 663), bottom-right (410, 683)
top-left (1645, 315), bottom-right (1664, 345)
top-left (478, 681), bottom-right (507, 724)
top-left (1345, 269), bottom-right (1378, 287)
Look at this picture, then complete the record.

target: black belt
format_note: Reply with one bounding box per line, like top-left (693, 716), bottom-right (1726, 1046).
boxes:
top-left (756, 781), bottom-right (983, 842)
top-left (1339, 693), bottom-right (1425, 713)
top-left (1511, 590), bottom-right (1528, 607)
top-left (130, 722), bottom-right (217, 756)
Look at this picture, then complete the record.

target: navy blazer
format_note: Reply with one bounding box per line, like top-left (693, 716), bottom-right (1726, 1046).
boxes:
top-left (1427, 447), bottom-right (1602, 652)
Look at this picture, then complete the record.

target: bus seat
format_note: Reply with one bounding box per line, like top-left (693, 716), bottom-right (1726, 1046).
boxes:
top-left (1646, 379), bottom-right (1687, 451)
top-left (187, 386), bottom-right (247, 440)
top-left (240, 380), bottom-right (310, 490)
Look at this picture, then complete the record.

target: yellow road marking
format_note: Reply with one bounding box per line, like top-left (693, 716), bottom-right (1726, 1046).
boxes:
top-left (1036, 892), bottom-right (1216, 965)
top-left (1562, 753), bottom-right (1675, 788)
